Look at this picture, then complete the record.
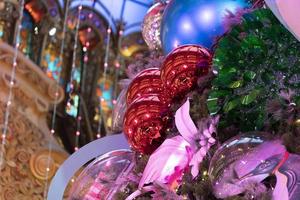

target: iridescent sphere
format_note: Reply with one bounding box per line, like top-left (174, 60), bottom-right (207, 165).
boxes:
top-left (208, 132), bottom-right (274, 198)
top-left (161, 45), bottom-right (212, 99)
top-left (142, 2), bottom-right (167, 50)
top-left (68, 150), bottom-right (134, 200)
top-left (123, 95), bottom-right (170, 154)
top-left (161, 0), bottom-right (250, 54)
top-left (126, 68), bottom-right (170, 106)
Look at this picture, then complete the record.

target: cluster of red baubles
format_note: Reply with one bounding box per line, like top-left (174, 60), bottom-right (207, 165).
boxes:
top-left (123, 45), bottom-right (212, 154)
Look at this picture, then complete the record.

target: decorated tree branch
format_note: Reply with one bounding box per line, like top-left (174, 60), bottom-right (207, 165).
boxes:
top-left (65, 1), bottom-right (300, 200)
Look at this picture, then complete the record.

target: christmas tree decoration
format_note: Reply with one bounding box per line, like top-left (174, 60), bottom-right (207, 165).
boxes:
top-left (209, 132), bottom-right (273, 198)
top-left (68, 150), bottom-right (134, 200)
top-left (123, 95), bottom-right (170, 154)
top-left (209, 132), bottom-right (300, 200)
top-left (266, 0), bottom-right (300, 42)
top-left (114, 53), bottom-right (165, 134)
top-left (160, 0), bottom-right (251, 54)
top-left (126, 68), bottom-right (168, 106)
top-left (112, 88), bottom-right (128, 132)
top-left (126, 99), bottom-right (218, 199)
top-left (47, 135), bottom-right (130, 200)
top-left (161, 45), bottom-right (212, 99)
top-left (126, 52), bottom-right (165, 79)
top-left (265, 90), bottom-right (300, 153)
top-left (208, 9), bottom-right (300, 132)
top-left (126, 182), bottom-right (183, 200)
top-left (142, 2), bottom-right (167, 50)
top-left (38, 1), bottom-right (300, 200)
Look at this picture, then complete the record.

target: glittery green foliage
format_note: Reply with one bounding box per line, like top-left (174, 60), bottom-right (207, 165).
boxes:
top-left (208, 9), bottom-right (300, 133)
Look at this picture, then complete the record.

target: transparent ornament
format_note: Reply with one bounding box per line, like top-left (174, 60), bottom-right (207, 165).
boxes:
top-left (112, 79), bottom-right (130, 132)
top-left (68, 150), bottom-right (134, 200)
top-left (209, 133), bottom-right (273, 182)
top-left (208, 132), bottom-right (274, 198)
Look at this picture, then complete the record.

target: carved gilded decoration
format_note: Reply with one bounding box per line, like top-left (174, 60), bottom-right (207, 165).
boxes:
top-left (0, 41), bottom-right (67, 199)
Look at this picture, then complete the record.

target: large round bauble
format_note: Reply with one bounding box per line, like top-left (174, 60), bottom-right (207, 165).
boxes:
top-left (160, 0), bottom-right (250, 54)
top-left (142, 2), bottom-right (167, 50)
top-left (126, 68), bottom-right (169, 106)
top-left (208, 132), bottom-right (275, 198)
top-left (123, 95), bottom-right (170, 154)
top-left (161, 45), bottom-right (212, 99)
top-left (68, 150), bottom-right (134, 199)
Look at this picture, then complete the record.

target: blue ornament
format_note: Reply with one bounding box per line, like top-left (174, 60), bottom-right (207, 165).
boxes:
top-left (161, 0), bottom-right (250, 54)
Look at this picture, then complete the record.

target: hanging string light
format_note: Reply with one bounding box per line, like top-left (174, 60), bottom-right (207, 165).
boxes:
top-left (0, 0), bottom-right (25, 169)
top-left (74, 50), bottom-right (88, 150)
top-left (96, 26), bottom-right (112, 139)
top-left (111, 27), bottom-right (124, 109)
top-left (43, 0), bottom-right (71, 198)
top-left (96, 0), bottom-right (114, 138)
top-left (66, 3), bottom-right (82, 117)
top-left (65, 2), bottom-right (83, 151)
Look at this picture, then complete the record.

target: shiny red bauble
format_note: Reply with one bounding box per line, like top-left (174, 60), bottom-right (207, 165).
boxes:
top-left (126, 68), bottom-right (168, 106)
top-left (123, 95), bottom-right (170, 154)
top-left (161, 45), bottom-right (212, 98)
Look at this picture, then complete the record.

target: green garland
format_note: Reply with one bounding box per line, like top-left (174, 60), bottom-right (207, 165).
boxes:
top-left (208, 9), bottom-right (300, 134)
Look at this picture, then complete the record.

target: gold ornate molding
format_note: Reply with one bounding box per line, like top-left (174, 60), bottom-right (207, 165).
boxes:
top-left (0, 42), bottom-right (68, 199)
top-left (0, 42), bottom-right (64, 128)
top-left (0, 102), bottom-right (68, 199)
top-left (0, 42), bottom-right (64, 105)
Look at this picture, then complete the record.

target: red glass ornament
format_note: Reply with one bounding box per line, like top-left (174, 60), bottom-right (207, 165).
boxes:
top-left (126, 68), bottom-right (170, 106)
top-left (161, 45), bottom-right (212, 98)
top-left (123, 95), bottom-right (170, 154)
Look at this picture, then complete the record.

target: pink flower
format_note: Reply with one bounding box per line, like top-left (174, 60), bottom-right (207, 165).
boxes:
top-left (126, 100), bottom-right (218, 200)
top-left (139, 99), bottom-right (218, 188)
